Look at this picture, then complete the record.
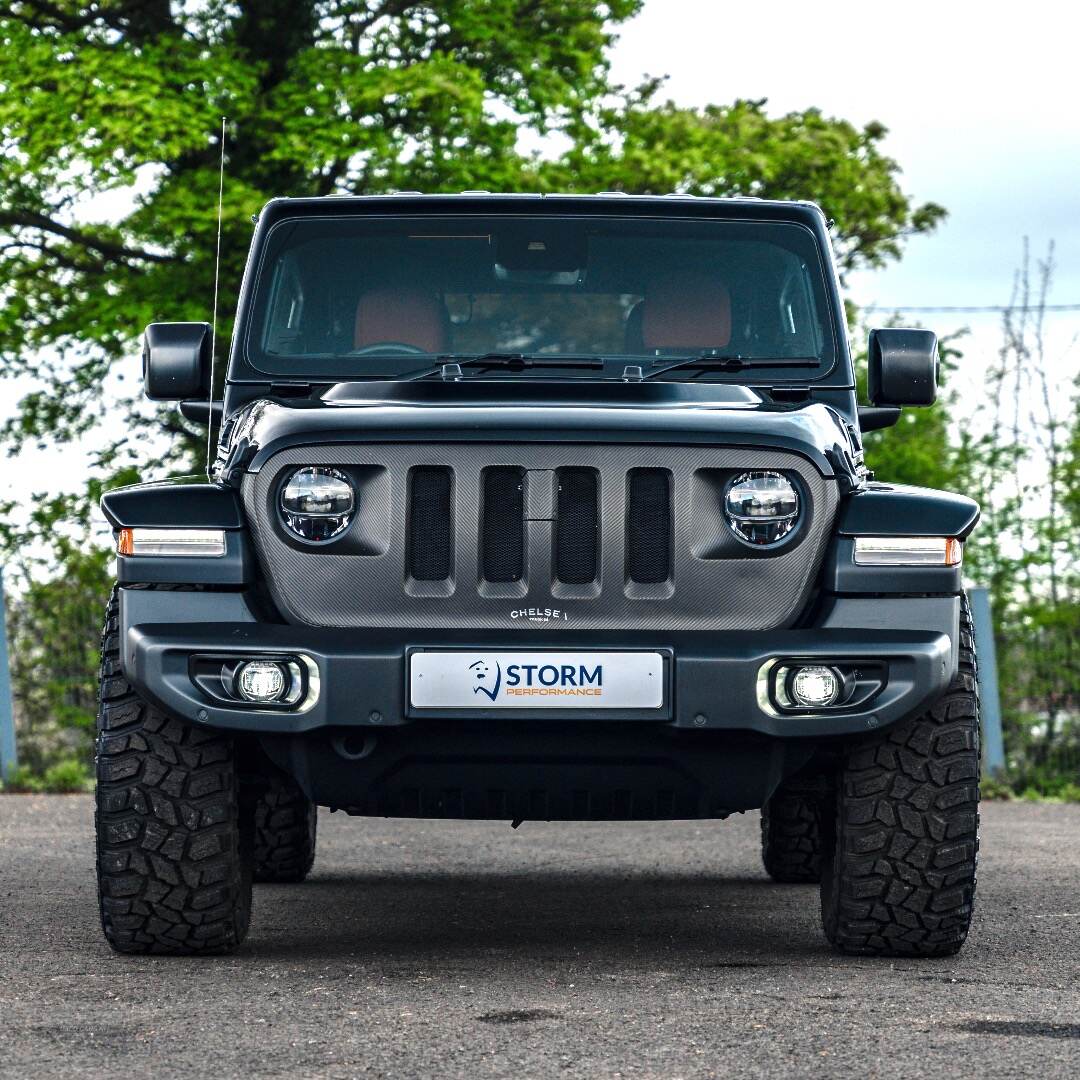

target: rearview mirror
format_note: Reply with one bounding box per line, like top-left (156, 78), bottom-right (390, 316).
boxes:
top-left (143, 322), bottom-right (212, 401)
top-left (867, 328), bottom-right (938, 407)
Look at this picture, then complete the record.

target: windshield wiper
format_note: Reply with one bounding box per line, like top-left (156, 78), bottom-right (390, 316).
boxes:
top-left (402, 353), bottom-right (606, 381)
top-left (641, 352), bottom-right (821, 380)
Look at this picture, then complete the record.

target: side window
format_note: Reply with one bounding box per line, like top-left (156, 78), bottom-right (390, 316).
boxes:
top-left (263, 257), bottom-right (305, 355)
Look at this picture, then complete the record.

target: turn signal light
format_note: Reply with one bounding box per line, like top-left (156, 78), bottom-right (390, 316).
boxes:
top-left (853, 536), bottom-right (962, 567)
top-left (117, 527), bottom-right (226, 557)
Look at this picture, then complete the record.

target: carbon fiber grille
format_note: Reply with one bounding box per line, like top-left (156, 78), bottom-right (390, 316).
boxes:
top-left (627, 469), bottom-right (672, 584)
top-left (555, 468), bottom-right (599, 584)
top-left (407, 466), bottom-right (453, 580)
top-left (481, 466), bottom-right (525, 582)
top-left (243, 444), bottom-right (839, 632)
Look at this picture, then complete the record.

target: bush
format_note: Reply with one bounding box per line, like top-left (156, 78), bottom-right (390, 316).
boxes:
top-left (41, 758), bottom-right (91, 793)
top-left (1, 758), bottom-right (90, 793)
top-left (981, 775), bottom-right (1014, 801)
top-left (1, 764), bottom-right (43, 793)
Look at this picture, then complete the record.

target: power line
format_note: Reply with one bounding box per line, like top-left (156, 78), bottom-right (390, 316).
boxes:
top-left (862, 303), bottom-right (1080, 313)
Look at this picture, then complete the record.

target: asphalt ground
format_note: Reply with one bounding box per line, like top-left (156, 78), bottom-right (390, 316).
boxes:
top-left (1, 796), bottom-right (1078, 1079)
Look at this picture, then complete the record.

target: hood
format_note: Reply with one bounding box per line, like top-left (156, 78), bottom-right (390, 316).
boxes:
top-left (216, 380), bottom-right (861, 487)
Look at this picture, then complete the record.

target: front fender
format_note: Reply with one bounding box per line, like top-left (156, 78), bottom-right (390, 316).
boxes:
top-left (101, 480), bottom-right (253, 585)
top-left (838, 482), bottom-right (979, 539)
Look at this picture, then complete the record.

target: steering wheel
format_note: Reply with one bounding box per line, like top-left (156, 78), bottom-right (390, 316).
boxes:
top-left (350, 342), bottom-right (427, 357)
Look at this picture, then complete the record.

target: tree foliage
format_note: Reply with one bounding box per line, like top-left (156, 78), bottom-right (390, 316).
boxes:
top-left (0, 1), bottom-right (955, 779)
top-left (0, 0), bottom-right (944, 465)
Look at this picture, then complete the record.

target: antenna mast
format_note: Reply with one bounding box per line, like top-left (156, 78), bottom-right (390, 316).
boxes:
top-left (207, 115), bottom-right (227, 477)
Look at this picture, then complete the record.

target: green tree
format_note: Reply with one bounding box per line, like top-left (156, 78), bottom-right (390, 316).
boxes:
top-left (954, 246), bottom-right (1080, 786)
top-left (0, 2), bottom-right (950, 777)
top-left (0, 1), bottom-right (945, 471)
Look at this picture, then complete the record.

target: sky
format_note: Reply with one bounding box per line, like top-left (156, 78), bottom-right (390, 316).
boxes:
top-left (610, 0), bottom-right (1080, 309)
top-left (610, 0), bottom-right (1080, 409)
top-left (3, 0), bottom-right (1079, 521)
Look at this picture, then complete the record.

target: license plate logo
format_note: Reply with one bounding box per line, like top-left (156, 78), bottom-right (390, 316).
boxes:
top-left (410, 651), bottom-right (664, 709)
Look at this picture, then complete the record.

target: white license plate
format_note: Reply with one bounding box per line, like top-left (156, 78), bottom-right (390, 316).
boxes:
top-left (410, 651), bottom-right (665, 709)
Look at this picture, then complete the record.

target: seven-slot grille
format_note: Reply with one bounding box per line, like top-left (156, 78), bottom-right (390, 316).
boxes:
top-left (244, 443), bottom-right (839, 631)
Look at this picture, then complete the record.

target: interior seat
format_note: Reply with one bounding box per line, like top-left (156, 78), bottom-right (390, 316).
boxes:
top-left (354, 287), bottom-right (449, 353)
top-left (636, 273), bottom-right (732, 353)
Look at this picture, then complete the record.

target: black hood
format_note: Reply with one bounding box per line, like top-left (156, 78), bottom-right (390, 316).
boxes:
top-left (216, 380), bottom-right (861, 487)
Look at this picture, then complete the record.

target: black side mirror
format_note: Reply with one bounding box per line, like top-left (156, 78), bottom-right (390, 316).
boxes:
top-left (143, 322), bottom-right (212, 401)
top-left (867, 328), bottom-right (938, 407)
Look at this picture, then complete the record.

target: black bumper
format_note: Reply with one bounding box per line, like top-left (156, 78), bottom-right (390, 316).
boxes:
top-left (120, 590), bottom-right (955, 740)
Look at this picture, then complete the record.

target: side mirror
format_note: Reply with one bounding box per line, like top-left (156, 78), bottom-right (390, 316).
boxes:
top-left (867, 328), bottom-right (938, 407)
top-left (142, 322), bottom-right (212, 401)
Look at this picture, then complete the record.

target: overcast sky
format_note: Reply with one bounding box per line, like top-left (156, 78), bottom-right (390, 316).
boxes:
top-left (611, 0), bottom-right (1080, 411)
top-left (611, 0), bottom-right (1080, 309)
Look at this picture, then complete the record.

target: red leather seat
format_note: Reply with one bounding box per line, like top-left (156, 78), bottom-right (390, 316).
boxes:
top-left (640, 273), bottom-right (732, 352)
top-left (354, 287), bottom-right (449, 353)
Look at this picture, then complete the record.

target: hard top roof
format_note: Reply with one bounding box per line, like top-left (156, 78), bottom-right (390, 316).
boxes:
top-left (257, 192), bottom-right (828, 228)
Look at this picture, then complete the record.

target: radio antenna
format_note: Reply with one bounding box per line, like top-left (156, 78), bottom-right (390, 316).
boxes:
top-left (207, 115), bottom-right (227, 478)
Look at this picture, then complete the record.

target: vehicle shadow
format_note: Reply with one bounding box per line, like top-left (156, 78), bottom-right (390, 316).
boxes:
top-left (247, 865), bottom-right (830, 964)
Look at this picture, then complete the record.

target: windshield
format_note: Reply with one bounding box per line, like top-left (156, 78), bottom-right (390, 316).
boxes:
top-left (246, 214), bottom-right (836, 380)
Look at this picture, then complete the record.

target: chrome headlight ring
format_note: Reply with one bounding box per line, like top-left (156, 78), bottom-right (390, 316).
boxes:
top-left (723, 470), bottom-right (801, 547)
top-left (279, 466), bottom-right (356, 542)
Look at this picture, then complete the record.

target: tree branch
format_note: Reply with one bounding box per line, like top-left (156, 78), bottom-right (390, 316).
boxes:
top-left (0, 210), bottom-right (181, 265)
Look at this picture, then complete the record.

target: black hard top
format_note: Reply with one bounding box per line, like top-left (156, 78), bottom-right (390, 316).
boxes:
top-left (257, 192), bottom-right (829, 229)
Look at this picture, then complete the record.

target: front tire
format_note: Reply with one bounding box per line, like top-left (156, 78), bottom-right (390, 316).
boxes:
top-left (95, 589), bottom-right (253, 954)
top-left (820, 595), bottom-right (980, 956)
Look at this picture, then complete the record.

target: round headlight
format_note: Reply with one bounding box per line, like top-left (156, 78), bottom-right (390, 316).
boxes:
top-left (280, 467), bottom-right (355, 541)
top-left (725, 471), bottom-right (799, 546)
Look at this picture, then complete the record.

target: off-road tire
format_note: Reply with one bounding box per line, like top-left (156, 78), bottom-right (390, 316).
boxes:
top-left (95, 588), bottom-right (253, 954)
top-left (761, 789), bottom-right (823, 883)
top-left (820, 594), bottom-right (980, 957)
top-left (253, 776), bottom-right (317, 883)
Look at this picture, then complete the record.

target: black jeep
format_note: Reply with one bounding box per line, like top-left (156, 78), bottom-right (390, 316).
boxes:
top-left (97, 193), bottom-right (980, 956)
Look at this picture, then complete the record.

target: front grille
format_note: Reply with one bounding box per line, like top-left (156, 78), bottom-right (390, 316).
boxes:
top-left (481, 466), bottom-right (525, 582)
top-left (244, 443), bottom-right (839, 632)
top-left (407, 466), bottom-right (453, 580)
top-left (626, 469), bottom-right (671, 584)
top-left (555, 468), bottom-right (599, 584)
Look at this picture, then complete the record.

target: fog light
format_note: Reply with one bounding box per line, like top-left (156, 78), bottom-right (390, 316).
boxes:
top-left (790, 665), bottom-right (840, 708)
top-left (236, 661), bottom-right (288, 703)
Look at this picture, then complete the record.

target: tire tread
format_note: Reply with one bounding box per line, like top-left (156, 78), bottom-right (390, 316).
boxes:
top-left (95, 588), bottom-right (252, 954)
top-left (821, 595), bottom-right (980, 956)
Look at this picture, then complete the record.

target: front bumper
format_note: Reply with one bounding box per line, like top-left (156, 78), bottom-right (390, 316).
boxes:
top-left (120, 589), bottom-right (956, 739)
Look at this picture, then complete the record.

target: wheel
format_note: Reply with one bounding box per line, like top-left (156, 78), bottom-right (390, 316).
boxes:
top-left (761, 788), bottom-right (823, 883)
top-left (253, 775), bottom-right (317, 883)
top-left (820, 594), bottom-right (980, 956)
top-left (95, 588), bottom-right (253, 954)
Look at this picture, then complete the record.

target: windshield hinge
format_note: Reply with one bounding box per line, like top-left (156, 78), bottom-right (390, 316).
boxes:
top-left (270, 382), bottom-right (313, 397)
top-left (621, 364), bottom-right (644, 382)
top-left (440, 363), bottom-right (463, 381)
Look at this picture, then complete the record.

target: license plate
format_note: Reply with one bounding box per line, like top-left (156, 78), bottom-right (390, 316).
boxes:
top-left (409, 651), bottom-right (665, 709)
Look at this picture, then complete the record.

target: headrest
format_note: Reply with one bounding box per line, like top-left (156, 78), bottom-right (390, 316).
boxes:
top-left (641, 274), bottom-right (731, 352)
top-left (354, 287), bottom-right (448, 353)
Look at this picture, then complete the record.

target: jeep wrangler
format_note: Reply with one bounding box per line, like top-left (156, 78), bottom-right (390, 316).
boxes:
top-left (96, 193), bottom-right (980, 956)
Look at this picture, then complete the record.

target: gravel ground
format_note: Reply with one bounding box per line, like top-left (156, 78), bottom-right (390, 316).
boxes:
top-left (1, 796), bottom-right (1078, 1079)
